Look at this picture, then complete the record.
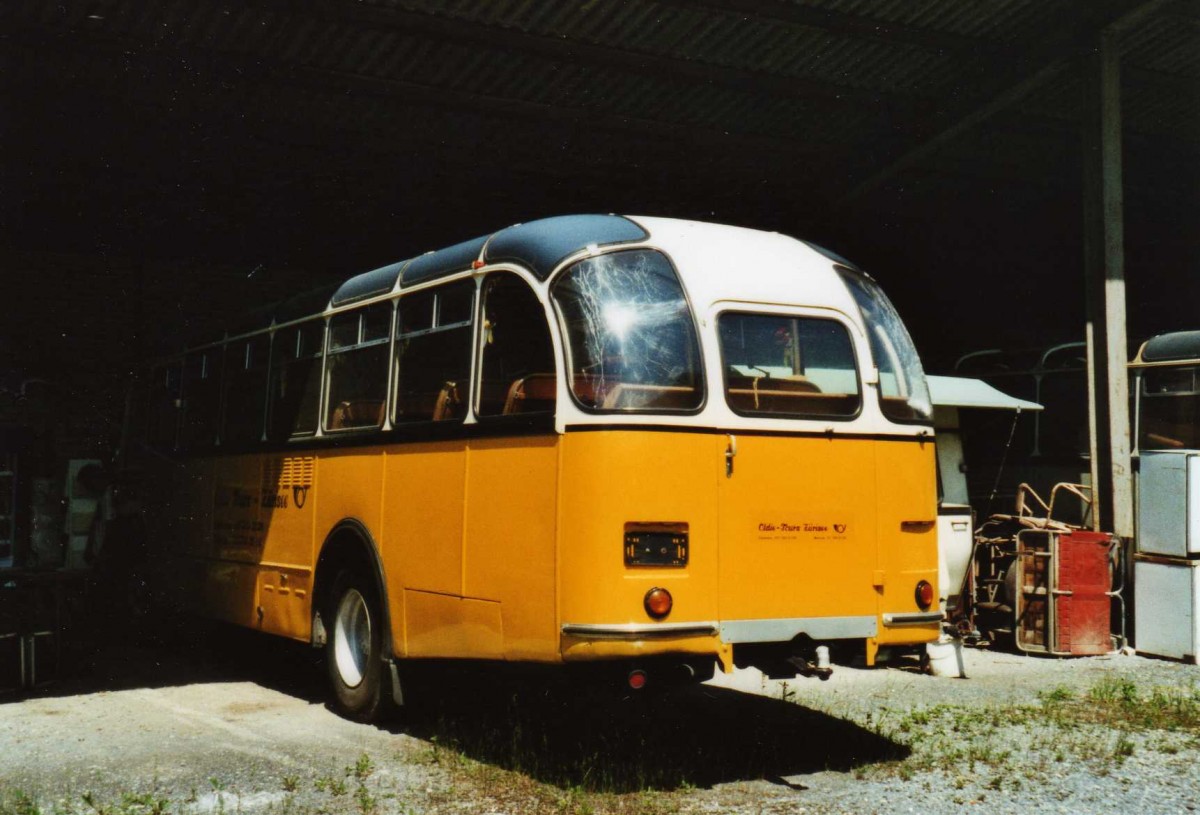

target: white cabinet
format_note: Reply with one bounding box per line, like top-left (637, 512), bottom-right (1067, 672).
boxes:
top-left (1134, 558), bottom-right (1200, 664)
top-left (1138, 451), bottom-right (1200, 558)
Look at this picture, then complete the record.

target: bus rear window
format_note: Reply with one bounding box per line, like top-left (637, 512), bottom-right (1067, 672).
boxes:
top-left (719, 313), bottom-right (860, 418)
top-left (552, 249), bottom-right (702, 412)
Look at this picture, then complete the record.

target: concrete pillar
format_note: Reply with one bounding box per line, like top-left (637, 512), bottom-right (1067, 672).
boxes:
top-left (1082, 31), bottom-right (1134, 539)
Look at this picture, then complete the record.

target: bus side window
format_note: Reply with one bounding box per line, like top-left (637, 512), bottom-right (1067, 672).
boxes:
top-left (477, 274), bottom-right (556, 417)
top-left (325, 303), bottom-right (391, 431)
top-left (147, 362), bottom-right (183, 451)
top-left (181, 349), bottom-right (223, 450)
top-left (269, 320), bottom-right (325, 440)
top-left (394, 281), bottom-right (475, 424)
top-left (222, 336), bottom-right (269, 445)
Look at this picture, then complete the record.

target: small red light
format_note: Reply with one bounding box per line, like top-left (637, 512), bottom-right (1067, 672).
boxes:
top-left (471, 259), bottom-right (485, 269)
top-left (915, 580), bottom-right (934, 610)
top-left (644, 587), bottom-right (672, 619)
top-left (628, 669), bottom-right (647, 690)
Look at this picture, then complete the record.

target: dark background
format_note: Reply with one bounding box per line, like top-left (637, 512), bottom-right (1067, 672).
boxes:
top-left (3, 0), bottom-right (1198, 454)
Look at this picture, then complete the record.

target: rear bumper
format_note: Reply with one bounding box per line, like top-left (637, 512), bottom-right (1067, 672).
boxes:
top-left (561, 614), bottom-right (880, 647)
top-left (561, 611), bottom-right (940, 653)
top-left (561, 622), bottom-right (718, 640)
top-left (881, 611), bottom-right (945, 627)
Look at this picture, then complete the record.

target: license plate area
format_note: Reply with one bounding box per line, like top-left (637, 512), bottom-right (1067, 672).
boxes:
top-left (624, 523), bottom-right (688, 567)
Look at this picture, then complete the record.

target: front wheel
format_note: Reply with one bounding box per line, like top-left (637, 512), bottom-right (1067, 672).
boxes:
top-left (326, 569), bottom-right (393, 722)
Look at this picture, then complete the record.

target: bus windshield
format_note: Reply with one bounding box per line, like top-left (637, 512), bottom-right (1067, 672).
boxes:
top-left (837, 268), bottom-right (932, 423)
top-left (552, 249), bottom-right (703, 412)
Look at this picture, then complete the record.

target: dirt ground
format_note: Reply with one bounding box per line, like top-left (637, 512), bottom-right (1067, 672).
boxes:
top-left (2, 627), bottom-right (1199, 814)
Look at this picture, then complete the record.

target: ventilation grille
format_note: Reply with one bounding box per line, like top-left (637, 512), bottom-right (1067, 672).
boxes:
top-left (263, 456), bottom-right (315, 490)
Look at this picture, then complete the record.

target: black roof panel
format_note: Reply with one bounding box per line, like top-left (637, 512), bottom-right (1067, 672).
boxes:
top-left (331, 260), bottom-right (408, 307)
top-left (402, 235), bottom-right (489, 287)
top-left (1142, 330), bottom-right (1200, 363)
top-left (484, 214), bottom-right (648, 280)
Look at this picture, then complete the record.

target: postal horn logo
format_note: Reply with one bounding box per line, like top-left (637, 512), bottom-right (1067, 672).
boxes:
top-left (292, 485), bottom-right (309, 509)
top-left (833, 523), bottom-right (847, 534)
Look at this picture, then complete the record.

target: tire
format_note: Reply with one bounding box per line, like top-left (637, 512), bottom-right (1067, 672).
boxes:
top-left (326, 568), bottom-right (393, 722)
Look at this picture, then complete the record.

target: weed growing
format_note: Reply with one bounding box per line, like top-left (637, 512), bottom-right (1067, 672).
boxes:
top-left (855, 674), bottom-right (1200, 792)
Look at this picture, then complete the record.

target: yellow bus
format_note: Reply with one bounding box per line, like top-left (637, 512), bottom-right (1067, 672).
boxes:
top-left (125, 215), bottom-right (940, 720)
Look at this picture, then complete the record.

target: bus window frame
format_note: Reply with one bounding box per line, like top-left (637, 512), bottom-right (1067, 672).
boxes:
top-left (322, 301), bottom-right (396, 435)
top-left (473, 270), bottom-right (560, 421)
top-left (715, 307), bottom-right (865, 423)
top-left (389, 277), bottom-right (481, 428)
top-left (180, 346), bottom-right (224, 452)
top-left (548, 246), bottom-right (708, 417)
top-left (220, 333), bottom-right (272, 446)
top-left (267, 317), bottom-right (330, 442)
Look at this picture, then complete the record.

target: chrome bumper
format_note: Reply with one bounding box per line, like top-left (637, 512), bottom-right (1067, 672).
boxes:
top-left (882, 611), bottom-right (944, 627)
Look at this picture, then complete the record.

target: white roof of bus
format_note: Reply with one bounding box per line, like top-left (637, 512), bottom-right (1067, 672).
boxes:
top-left (927, 375), bottom-right (1042, 411)
top-left (628, 216), bottom-right (862, 320)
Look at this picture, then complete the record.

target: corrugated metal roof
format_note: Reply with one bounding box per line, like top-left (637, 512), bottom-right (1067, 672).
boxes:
top-left (6, 0), bottom-right (1197, 264)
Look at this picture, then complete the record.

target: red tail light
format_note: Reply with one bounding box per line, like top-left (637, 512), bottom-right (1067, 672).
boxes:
top-left (915, 580), bottom-right (934, 610)
top-left (644, 587), bottom-right (672, 619)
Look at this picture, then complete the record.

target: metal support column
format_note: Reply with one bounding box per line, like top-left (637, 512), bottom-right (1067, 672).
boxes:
top-left (1082, 31), bottom-right (1134, 540)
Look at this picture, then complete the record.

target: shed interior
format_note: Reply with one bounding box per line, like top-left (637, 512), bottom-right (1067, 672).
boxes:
top-left (3, 0), bottom-right (1198, 456)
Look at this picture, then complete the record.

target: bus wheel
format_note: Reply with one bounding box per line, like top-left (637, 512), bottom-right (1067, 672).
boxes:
top-left (326, 569), bottom-right (392, 722)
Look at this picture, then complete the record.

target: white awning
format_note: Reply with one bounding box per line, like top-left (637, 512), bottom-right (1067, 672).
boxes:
top-left (927, 375), bottom-right (1043, 411)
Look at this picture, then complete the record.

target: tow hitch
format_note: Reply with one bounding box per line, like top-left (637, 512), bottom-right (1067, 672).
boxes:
top-left (787, 645), bottom-right (833, 681)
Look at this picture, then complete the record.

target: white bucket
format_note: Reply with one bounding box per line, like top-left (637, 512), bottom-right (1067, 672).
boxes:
top-left (926, 637), bottom-right (966, 678)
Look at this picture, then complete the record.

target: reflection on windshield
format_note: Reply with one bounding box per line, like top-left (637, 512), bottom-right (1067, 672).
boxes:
top-left (552, 250), bottom-right (703, 412)
top-left (837, 268), bottom-right (932, 423)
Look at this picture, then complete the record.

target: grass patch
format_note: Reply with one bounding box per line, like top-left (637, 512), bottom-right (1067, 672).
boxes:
top-left (862, 675), bottom-right (1200, 789)
top-left (1047, 677), bottom-right (1200, 732)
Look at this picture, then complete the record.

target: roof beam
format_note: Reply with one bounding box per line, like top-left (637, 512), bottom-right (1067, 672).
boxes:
top-left (6, 19), bottom-right (853, 174)
top-left (835, 0), bottom-right (1172, 209)
top-left (650, 0), bottom-right (974, 54)
top-left (208, 0), bottom-right (934, 111)
top-left (1161, 0), bottom-right (1200, 23)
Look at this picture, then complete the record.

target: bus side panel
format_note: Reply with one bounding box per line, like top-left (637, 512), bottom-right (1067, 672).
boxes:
top-left (174, 456), bottom-right (215, 561)
top-left (316, 448), bottom-right (386, 634)
top-left (256, 454), bottom-right (318, 641)
top-left (717, 435), bottom-right (877, 622)
top-left (873, 438), bottom-right (939, 647)
top-left (204, 454), bottom-right (269, 627)
top-left (403, 591), bottom-right (503, 658)
top-left (557, 431), bottom-right (719, 658)
top-left (380, 440), bottom-right (468, 657)
top-left (463, 435), bottom-right (559, 661)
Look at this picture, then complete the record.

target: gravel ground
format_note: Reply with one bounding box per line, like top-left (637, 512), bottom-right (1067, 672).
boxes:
top-left (1, 630), bottom-right (1199, 815)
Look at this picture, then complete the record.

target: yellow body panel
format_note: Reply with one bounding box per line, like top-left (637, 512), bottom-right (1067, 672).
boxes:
top-left (168, 426), bottom-right (937, 666)
top-left (381, 442), bottom-right (466, 599)
top-left (872, 438), bottom-right (940, 650)
top-left (717, 433), bottom-right (877, 621)
top-left (462, 436), bottom-right (559, 660)
top-left (404, 591), bottom-right (504, 658)
top-left (557, 431), bottom-right (720, 636)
